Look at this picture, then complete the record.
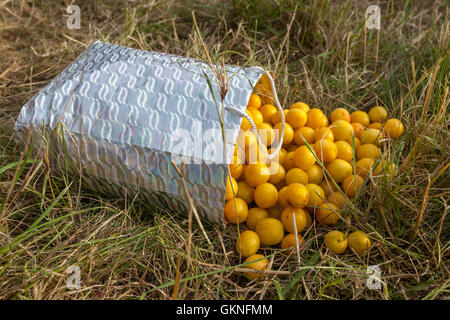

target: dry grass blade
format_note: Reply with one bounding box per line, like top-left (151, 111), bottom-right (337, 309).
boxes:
top-left (172, 254), bottom-right (182, 300)
top-left (434, 197), bottom-right (448, 254)
top-left (409, 175), bottom-right (431, 242)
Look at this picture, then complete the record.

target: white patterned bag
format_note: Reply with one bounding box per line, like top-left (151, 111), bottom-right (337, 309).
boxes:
top-left (14, 41), bottom-right (283, 224)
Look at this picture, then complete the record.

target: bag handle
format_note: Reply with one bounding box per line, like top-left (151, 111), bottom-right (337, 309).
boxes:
top-left (225, 71), bottom-right (284, 162)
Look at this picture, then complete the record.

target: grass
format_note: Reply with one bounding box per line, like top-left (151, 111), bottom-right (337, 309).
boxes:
top-left (0, 0), bottom-right (449, 299)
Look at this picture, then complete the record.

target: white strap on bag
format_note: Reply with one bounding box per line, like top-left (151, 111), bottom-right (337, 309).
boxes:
top-left (225, 71), bottom-right (285, 161)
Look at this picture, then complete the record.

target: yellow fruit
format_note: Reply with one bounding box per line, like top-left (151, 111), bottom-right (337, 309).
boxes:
top-left (265, 158), bottom-right (278, 175)
top-left (255, 218), bottom-right (284, 245)
top-left (225, 176), bottom-right (238, 200)
top-left (342, 174), bottom-right (364, 198)
top-left (236, 230), bottom-right (260, 257)
top-left (285, 168), bottom-right (309, 185)
top-left (324, 230), bottom-right (347, 254)
top-left (245, 162), bottom-right (270, 187)
top-left (254, 183), bottom-right (279, 209)
top-left (331, 120), bottom-right (354, 141)
top-left (241, 109), bottom-right (254, 131)
top-left (259, 104), bottom-right (278, 123)
top-left (293, 145), bottom-right (316, 171)
top-left (255, 73), bottom-right (273, 103)
top-left (281, 233), bottom-right (304, 254)
top-left (267, 162), bottom-right (286, 185)
top-left (274, 122), bottom-right (294, 146)
top-left (283, 151), bottom-right (295, 171)
top-left (286, 108), bottom-right (308, 129)
top-left (306, 164), bottom-right (324, 185)
top-left (347, 231), bottom-right (371, 256)
top-left (224, 198), bottom-right (248, 224)
top-left (281, 207), bottom-right (307, 233)
top-left (236, 181), bottom-right (254, 204)
top-left (384, 118), bottom-right (404, 140)
top-left (257, 122), bottom-right (275, 146)
top-left (326, 159), bottom-right (353, 183)
top-left (234, 145), bottom-right (245, 162)
top-left (243, 254), bottom-right (268, 280)
top-left (306, 108), bottom-right (328, 129)
top-left (271, 109), bottom-right (288, 125)
top-left (290, 102), bottom-right (310, 113)
top-left (247, 107), bottom-right (264, 126)
top-left (305, 183), bottom-right (325, 209)
top-left (368, 106), bottom-right (388, 123)
top-left (316, 203), bottom-right (341, 225)
top-left (360, 128), bottom-right (382, 146)
top-left (346, 136), bottom-right (361, 150)
top-left (246, 208), bottom-right (269, 230)
top-left (229, 155), bottom-right (244, 179)
top-left (351, 122), bottom-right (365, 139)
top-left (237, 130), bottom-right (257, 151)
top-left (335, 140), bottom-right (353, 162)
top-left (368, 122), bottom-right (382, 130)
top-left (314, 140), bottom-right (338, 163)
top-left (267, 206), bottom-right (283, 219)
top-left (331, 108), bottom-right (351, 123)
top-left (304, 210), bottom-right (313, 228)
top-left (277, 186), bottom-right (290, 208)
top-left (327, 192), bottom-right (348, 209)
top-left (355, 158), bottom-right (375, 178)
top-left (314, 126), bottom-right (334, 142)
top-left (268, 147), bottom-right (287, 166)
top-left (319, 180), bottom-right (337, 197)
top-left (286, 183), bottom-right (309, 208)
top-left (278, 148), bottom-right (287, 165)
top-left (294, 126), bottom-right (316, 146)
top-left (371, 160), bottom-right (382, 176)
top-left (350, 110), bottom-right (370, 127)
top-left (356, 144), bottom-right (381, 160)
top-left (247, 93), bottom-right (262, 109)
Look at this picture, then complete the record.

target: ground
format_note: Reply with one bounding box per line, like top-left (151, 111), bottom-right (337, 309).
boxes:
top-left (0, 0), bottom-right (448, 300)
